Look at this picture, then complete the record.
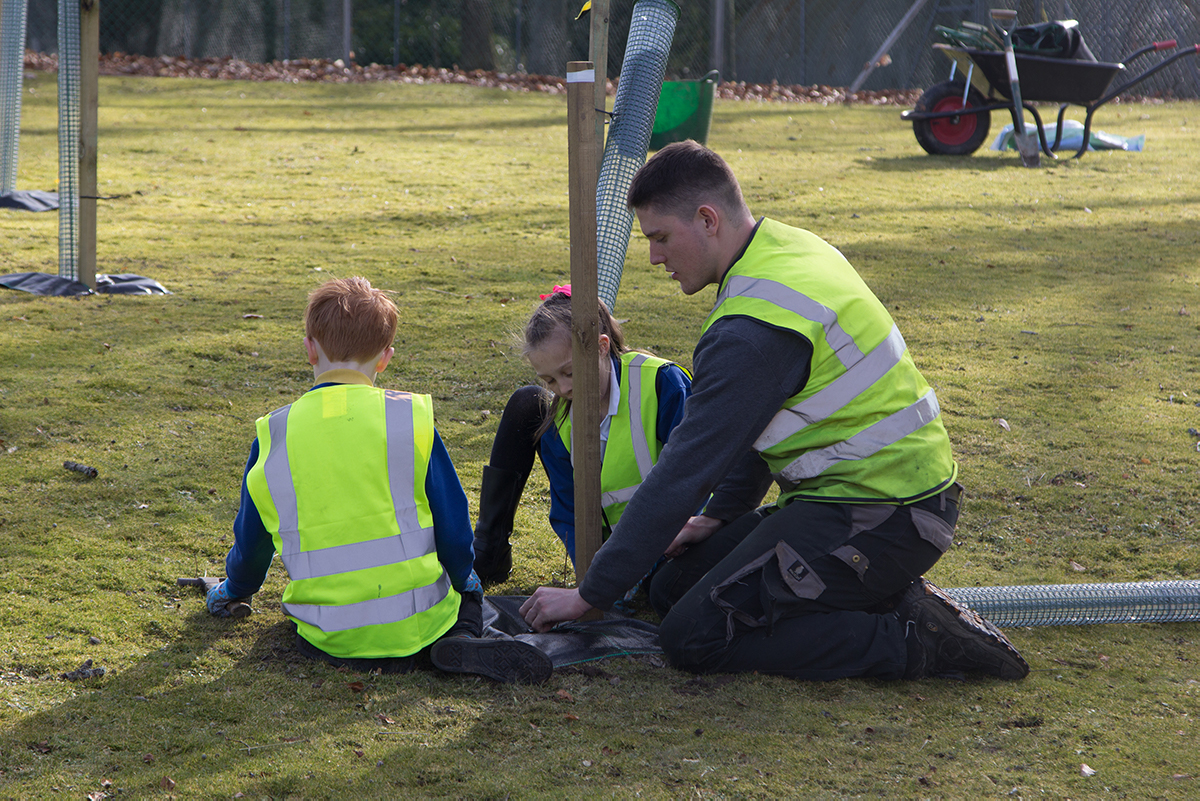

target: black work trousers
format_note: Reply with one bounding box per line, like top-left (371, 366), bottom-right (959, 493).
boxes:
top-left (648, 486), bottom-right (961, 681)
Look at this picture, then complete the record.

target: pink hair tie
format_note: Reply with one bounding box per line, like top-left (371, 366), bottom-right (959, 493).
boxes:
top-left (539, 284), bottom-right (571, 300)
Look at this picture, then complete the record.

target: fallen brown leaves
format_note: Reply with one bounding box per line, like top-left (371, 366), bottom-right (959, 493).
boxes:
top-left (22, 50), bottom-right (923, 106)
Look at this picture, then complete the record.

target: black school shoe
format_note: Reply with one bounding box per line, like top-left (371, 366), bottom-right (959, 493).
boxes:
top-left (430, 635), bottom-right (553, 684)
top-left (899, 578), bottom-right (1030, 680)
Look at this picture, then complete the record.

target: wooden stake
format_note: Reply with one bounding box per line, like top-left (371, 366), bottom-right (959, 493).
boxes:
top-left (588, 0), bottom-right (609, 177)
top-left (565, 62), bottom-right (604, 606)
top-left (78, 0), bottom-right (99, 289)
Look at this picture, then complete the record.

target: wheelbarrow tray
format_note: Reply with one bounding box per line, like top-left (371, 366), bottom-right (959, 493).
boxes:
top-left (937, 45), bottom-right (1124, 104)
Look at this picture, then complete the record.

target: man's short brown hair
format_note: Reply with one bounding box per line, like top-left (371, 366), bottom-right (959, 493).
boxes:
top-left (627, 140), bottom-right (746, 220)
top-left (304, 277), bottom-right (398, 362)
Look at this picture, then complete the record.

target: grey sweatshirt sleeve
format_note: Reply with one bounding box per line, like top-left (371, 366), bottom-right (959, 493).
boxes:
top-left (578, 316), bottom-right (813, 610)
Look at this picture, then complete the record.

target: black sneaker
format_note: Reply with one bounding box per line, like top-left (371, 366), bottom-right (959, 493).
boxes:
top-left (900, 578), bottom-right (1029, 680)
top-left (430, 635), bottom-right (553, 684)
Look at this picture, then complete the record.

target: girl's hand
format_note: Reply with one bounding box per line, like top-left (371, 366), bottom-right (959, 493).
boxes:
top-left (665, 515), bottom-right (725, 559)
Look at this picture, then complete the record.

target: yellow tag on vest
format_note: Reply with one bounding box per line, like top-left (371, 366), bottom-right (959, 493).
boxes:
top-left (322, 385), bottom-right (348, 418)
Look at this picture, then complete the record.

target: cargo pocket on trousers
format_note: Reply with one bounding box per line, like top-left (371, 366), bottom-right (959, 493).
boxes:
top-left (911, 507), bottom-right (955, 553)
top-left (708, 541), bottom-right (827, 644)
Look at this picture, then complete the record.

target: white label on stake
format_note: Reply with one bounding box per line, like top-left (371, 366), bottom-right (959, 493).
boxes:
top-left (567, 69), bottom-right (596, 83)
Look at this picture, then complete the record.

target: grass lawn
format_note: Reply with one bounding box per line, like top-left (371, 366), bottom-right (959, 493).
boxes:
top-left (1, 71), bottom-right (1198, 797)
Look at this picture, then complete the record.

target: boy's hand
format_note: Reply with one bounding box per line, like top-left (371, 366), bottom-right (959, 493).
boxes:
top-left (205, 579), bottom-right (253, 619)
top-left (520, 587), bottom-right (594, 632)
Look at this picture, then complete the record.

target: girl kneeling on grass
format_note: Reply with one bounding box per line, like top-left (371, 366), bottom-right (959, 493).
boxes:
top-left (472, 285), bottom-right (693, 587)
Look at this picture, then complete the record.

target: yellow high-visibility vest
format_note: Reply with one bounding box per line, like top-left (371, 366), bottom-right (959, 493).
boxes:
top-left (247, 385), bottom-right (460, 658)
top-left (556, 351), bottom-right (676, 543)
top-left (703, 218), bottom-right (958, 504)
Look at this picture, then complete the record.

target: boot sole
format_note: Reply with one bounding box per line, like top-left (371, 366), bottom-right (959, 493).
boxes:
top-left (911, 579), bottom-right (1030, 680)
top-left (430, 638), bottom-right (553, 684)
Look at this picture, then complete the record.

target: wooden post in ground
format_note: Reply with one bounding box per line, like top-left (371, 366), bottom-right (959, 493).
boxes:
top-left (565, 62), bottom-right (604, 615)
top-left (78, 0), bottom-right (99, 289)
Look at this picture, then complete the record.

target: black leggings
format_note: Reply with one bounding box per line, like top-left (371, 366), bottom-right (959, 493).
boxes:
top-left (487, 385), bottom-right (550, 475)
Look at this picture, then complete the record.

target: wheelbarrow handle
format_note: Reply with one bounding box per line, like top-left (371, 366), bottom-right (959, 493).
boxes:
top-left (1125, 40), bottom-right (1177, 66)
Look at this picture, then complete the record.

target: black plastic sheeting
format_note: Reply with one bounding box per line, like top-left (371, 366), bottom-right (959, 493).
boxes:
top-left (484, 596), bottom-right (662, 667)
top-left (0, 272), bottom-right (171, 296)
top-left (0, 190), bottom-right (59, 212)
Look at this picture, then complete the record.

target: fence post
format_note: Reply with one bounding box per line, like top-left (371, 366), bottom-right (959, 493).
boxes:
top-left (709, 0), bottom-right (724, 76)
top-left (79, 0), bottom-right (99, 289)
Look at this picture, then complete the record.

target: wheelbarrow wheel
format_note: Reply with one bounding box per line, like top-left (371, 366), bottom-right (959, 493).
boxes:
top-left (913, 81), bottom-right (991, 156)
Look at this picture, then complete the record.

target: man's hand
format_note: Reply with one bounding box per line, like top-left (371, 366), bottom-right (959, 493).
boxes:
top-left (519, 587), bottom-right (594, 632)
top-left (664, 514), bottom-right (725, 559)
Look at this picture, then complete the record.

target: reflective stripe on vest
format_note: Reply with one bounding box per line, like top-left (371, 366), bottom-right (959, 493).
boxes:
top-left (776, 390), bottom-right (940, 483)
top-left (754, 324), bottom-right (907, 451)
top-left (716, 274), bottom-right (864, 369)
top-left (599, 353), bottom-right (654, 507)
top-left (284, 571), bottom-right (453, 633)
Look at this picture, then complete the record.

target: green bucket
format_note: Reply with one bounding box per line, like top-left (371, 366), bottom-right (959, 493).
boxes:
top-left (649, 70), bottom-right (719, 151)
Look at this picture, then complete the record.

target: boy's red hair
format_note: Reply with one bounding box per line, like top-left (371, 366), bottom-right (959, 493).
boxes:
top-left (304, 277), bottom-right (398, 362)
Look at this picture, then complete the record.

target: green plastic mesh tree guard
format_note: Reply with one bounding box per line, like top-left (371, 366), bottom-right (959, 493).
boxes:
top-left (0, 0), bottom-right (28, 194)
top-left (946, 580), bottom-right (1200, 628)
top-left (595, 0), bottom-right (679, 311)
top-left (58, 0), bottom-right (81, 281)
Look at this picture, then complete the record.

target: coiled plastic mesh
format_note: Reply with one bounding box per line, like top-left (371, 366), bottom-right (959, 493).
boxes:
top-left (0, 0), bottom-right (28, 194)
top-left (57, 0), bottom-right (81, 281)
top-left (595, 0), bottom-right (679, 311)
top-left (946, 580), bottom-right (1200, 628)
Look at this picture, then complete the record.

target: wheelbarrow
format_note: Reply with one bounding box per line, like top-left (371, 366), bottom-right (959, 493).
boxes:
top-left (902, 27), bottom-right (1200, 159)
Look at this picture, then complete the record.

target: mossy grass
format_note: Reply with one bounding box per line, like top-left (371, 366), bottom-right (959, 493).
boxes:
top-left (1, 73), bottom-right (1198, 796)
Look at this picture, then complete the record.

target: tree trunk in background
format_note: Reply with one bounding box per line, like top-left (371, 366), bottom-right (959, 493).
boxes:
top-left (459, 0), bottom-right (494, 69)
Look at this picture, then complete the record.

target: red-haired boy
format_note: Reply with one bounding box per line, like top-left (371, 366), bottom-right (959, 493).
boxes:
top-left (209, 277), bottom-right (551, 683)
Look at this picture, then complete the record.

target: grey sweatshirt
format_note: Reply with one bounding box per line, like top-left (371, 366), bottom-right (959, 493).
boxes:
top-left (578, 315), bottom-right (814, 611)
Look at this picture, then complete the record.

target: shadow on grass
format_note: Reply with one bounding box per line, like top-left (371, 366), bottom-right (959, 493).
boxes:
top-left (0, 609), bottom-right (557, 796)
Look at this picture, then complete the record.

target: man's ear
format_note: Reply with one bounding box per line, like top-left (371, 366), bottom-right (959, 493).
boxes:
top-left (303, 336), bottom-right (320, 366)
top-left (697, 204), bottom-right (721, 235)
top-left (375, 346), bottom-right (395, 374)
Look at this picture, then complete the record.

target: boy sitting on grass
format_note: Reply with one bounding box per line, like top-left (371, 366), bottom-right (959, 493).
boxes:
top-left (205, 276), bottom-right (551, 683)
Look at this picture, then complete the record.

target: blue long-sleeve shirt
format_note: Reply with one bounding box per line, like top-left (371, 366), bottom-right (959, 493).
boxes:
top-left (223, 381), bottom-right (478, 599)
top-left (540, 356), bottom-right (692, 559)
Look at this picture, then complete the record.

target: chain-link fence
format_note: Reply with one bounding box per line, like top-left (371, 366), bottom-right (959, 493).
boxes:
top-left (22, 0), bottom-right (1200, 97)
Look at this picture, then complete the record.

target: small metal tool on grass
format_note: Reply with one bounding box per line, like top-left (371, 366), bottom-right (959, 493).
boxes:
top-left (63, 460), bottom-right (98, 478)
top-left (991, 8), bottom-right (1040, 167)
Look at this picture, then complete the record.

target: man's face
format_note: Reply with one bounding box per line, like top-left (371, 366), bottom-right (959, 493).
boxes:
top-left (635, 205), bottom-right (722, 296)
